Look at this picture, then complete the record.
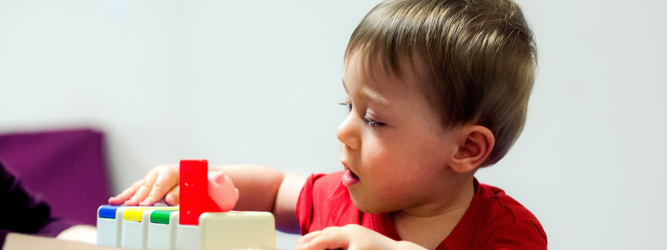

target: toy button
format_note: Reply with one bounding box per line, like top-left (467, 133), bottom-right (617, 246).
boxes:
top-left (150, 210), bottom-right (176, 224)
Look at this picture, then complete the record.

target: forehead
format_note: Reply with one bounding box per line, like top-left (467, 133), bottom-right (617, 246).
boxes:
top-left (343, 51), bottom-right (431, 103)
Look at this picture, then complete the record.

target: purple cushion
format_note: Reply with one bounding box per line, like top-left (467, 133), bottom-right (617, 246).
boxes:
top-left (0, 128), bottom-right (111, 225)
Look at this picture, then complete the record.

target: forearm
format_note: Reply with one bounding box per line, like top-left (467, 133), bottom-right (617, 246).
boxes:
top-left (210, 165), bottom-right (306, 233)
top-left (210, 165), bottom-right (285, 212)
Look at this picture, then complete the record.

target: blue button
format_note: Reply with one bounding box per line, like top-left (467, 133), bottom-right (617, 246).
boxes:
top-left (98, 205), bottom-right (118, 219)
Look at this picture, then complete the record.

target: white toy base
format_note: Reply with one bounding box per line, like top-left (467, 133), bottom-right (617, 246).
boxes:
top-left (97, 206), bottom-right (275, 250)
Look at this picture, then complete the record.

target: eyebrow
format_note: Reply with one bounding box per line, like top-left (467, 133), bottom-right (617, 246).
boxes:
top-left (342, 79), bottom-right (389, 107)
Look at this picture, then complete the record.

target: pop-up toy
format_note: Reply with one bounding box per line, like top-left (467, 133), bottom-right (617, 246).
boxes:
top-left (96, 159), bottom-right (275, 250)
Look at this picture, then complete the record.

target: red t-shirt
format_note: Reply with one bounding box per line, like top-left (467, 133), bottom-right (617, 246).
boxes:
top-left (296, 171), bottom-right (547, 250)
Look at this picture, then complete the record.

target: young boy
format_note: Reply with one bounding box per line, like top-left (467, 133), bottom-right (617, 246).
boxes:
top-left (110, 0), bottom-right (546, 249)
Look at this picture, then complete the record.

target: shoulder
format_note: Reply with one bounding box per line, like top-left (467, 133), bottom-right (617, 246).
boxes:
top-left (469, 182), bottom-right (547, 249)
top-left (311, 171), bottom-right (345, 194)
top-left (298, 171), bottom-right (346, 202)
top-left (480, 183), bottom-right (544, 226)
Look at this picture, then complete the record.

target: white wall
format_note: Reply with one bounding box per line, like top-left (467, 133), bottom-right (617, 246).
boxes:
top-left (1, 0), bottom-right (665, 249)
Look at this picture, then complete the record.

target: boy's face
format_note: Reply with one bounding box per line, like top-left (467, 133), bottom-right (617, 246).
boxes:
top-left (338, 52), bottom-right (462, 214)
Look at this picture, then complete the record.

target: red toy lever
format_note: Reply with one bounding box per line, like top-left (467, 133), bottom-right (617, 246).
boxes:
top-left (179, 159), bottom-right (222, 225)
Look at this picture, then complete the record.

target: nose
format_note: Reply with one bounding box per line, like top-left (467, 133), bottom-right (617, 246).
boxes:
top-left (336, 113), bottom-right (361, 150)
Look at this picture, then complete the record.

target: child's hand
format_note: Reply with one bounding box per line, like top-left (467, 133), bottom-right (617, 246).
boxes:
top-left (108, 164), bottom-right (180, 206)
top-left (294, 224), bottom-right (427, 250)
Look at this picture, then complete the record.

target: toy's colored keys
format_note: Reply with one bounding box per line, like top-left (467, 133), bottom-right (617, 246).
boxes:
top-left (124, 207), bottom-right (177, 222)
top-left (150, 210), bottom-right (176, 225)
top-left (98, 205), bottom-right (118, 219)
top-left (124, 208), bottom-right (151, 222)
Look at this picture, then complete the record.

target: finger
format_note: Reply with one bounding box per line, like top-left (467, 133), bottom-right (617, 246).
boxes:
top-left (297, 228), bottom-right (349, 250)
top-left (295, 231), bottom-right (323, 249)
top-left (164, 186), bottom-right (180, 206)
top-left (127, 171), bottom-right (158, 206)
top-left (108, 180), bottom-right (142, 205)
top-left (140, 167), bottom-right (178, 206)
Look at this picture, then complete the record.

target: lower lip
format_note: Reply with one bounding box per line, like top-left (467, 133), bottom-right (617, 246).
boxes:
top-left (342, 170), bottom-right (360, 187)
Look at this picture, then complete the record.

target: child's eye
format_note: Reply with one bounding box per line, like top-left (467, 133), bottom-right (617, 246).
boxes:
top-left (338, 102), bottom-right (352, 113)
top-left (339, 102), bottom-right (384, 128)
top-left (364, 117), bottom-right (385, 128)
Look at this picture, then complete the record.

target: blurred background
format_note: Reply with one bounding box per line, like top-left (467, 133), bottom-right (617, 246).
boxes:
top-left (0, 0), bottom-right (665, 249)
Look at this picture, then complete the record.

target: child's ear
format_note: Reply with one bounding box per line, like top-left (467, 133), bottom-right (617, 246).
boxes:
top-left (450, 125), bottom-right (495, 174)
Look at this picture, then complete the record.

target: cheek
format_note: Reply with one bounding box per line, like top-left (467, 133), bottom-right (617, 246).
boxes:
top-left (362, 135), bottom-right (416, 167)
top-left (360, 138), bottom-right (413, 186)
top-left (361, 133), bottom-right (448, 185)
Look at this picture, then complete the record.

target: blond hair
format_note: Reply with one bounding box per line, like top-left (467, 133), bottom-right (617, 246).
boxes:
top-left (345, 0), bottom-right (536, 166)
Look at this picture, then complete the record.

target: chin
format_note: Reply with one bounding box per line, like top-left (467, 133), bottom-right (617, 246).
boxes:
top-left (349, 194), bottom-right (393, 215)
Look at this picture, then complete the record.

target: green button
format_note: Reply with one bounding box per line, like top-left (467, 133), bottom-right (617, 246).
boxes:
top-left (150, 210), bottom-right (176, 224)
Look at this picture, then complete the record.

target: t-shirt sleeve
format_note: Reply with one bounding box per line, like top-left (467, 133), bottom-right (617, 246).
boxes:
top-left (0, 161), bottom-right (76, 243)
top-left (295, 173), bottom-right (325, 235)
top-left (481, 222), bottom-right (547, 250)
top-left (296, 172), bottom-right (360, 236)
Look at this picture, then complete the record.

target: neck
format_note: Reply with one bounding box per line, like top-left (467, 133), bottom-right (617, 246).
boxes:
top-left (390, 174), bottom-right (476, 249)
top-left (397, 173), bottom-right (476, 218)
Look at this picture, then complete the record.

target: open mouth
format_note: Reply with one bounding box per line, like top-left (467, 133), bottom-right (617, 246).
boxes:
top-left (342, 169), bottom-right (360, 187)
